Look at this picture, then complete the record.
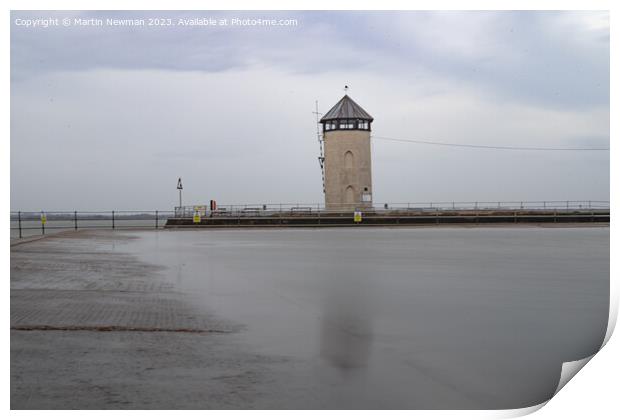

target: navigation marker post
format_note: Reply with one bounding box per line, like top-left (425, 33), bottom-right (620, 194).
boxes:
top-left (177, 177), bottom-right (183, 208)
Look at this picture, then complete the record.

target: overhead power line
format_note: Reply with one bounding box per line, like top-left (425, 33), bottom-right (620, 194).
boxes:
top-left (372, 135), bottom-right (610, 151)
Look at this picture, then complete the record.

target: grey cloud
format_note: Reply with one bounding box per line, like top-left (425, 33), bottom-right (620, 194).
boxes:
top-left (10, 11), bottom-right (609, 210)
top-left (12, 11), bottom-right (609, 111)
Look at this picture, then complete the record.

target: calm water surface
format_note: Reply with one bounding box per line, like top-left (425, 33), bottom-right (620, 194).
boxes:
top-left (118, 227), bottom-right (609, 409)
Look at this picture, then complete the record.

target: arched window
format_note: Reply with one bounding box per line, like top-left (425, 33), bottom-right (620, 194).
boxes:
top-left (344, 151), bottom-right (354, 169)
top-left (345, 186), bottom-right (355, 204)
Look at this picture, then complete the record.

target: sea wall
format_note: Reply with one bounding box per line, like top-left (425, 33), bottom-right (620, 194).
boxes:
top-left (165, 209), bottom-right (610, 228)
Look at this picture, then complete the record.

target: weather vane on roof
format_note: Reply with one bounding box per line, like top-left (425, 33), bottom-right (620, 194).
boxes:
top-left (344, 85), bottom-right (349, 94)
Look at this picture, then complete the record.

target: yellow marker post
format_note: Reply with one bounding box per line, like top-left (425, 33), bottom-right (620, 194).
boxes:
top-left (40, 212), bottom-right (47, 235)
top-left (353, 211), bottom-right (362, 223)
top-left (193, 212), bottom-right (201, 223)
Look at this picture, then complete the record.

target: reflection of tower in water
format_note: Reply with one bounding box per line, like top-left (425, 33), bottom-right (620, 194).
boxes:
top-left (319, 269), bottom-right (374, 373)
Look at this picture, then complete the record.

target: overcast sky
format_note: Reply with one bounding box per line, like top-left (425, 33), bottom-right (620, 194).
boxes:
top-left (11, 10), bottom-right (609, 211)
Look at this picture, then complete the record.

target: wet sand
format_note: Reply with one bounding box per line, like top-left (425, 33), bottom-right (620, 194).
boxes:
top-left (10, 227), bottom-right (609, 409)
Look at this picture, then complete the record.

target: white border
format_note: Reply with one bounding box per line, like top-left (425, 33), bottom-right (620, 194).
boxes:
top-left (4, 1), bottom-right (616, 419)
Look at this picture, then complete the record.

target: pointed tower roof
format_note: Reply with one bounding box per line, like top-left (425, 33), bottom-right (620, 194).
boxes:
top-left (320, 95), bottom-right (373, 122)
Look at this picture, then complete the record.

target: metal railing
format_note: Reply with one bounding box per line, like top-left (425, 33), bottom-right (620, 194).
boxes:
top-left (174, 200), bottom-right (610, 218)
top-left (10, 210), bottom-right (174, 239)
top-left (9, 201), bottom-right (610, 239)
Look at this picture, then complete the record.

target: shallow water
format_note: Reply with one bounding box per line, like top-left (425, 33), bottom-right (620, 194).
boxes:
top-left (118, 226), bottom-right (609, 409)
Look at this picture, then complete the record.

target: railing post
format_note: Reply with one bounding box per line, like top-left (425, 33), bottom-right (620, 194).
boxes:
top-left (18, 211), bottom-right (22, 239)
top-left (74, 211), bottom-right (78, 231)
top-left (112, 211), bottom-right (115, 229)
top-left (155, 210), bottom-right (159, 229)
top-left (566, 200), bottom-right (569, 210)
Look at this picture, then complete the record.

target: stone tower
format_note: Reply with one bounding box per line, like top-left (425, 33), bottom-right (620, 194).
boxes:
top-left (320, 94), bottom-right (374, 210)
